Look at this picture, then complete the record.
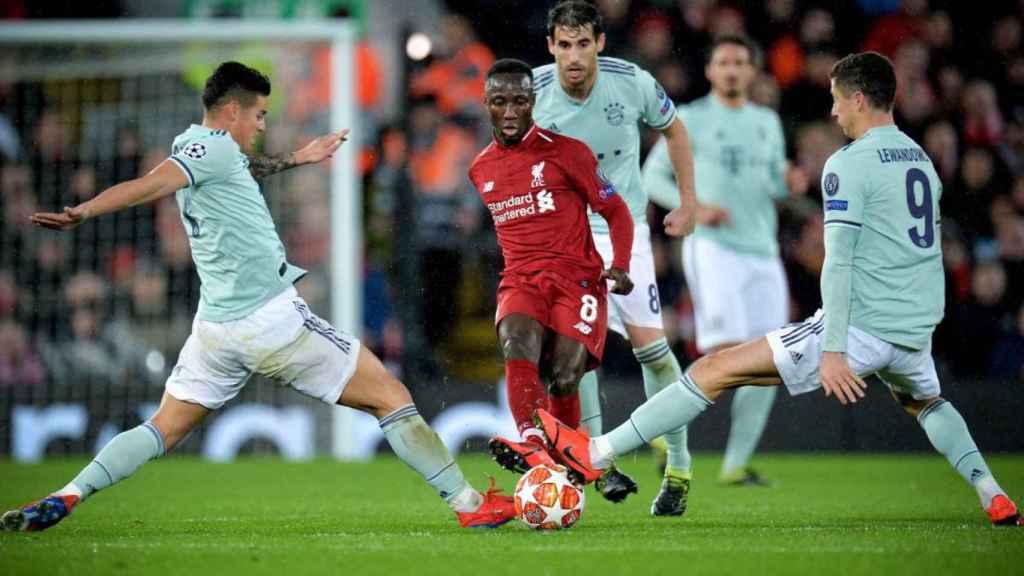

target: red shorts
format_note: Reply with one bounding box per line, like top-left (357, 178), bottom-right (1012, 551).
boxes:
top-left (495, 270), bottom-right (608, 370)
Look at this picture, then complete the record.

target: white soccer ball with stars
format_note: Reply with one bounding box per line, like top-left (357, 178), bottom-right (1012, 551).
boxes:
top-left (514, 464), bottom-right (585, 530)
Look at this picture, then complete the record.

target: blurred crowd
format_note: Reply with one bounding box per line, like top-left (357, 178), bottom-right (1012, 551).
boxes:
top-left (374, 0), bottom-right (1024, 382)
top-left (0, 0), bottom-right (1022, 395)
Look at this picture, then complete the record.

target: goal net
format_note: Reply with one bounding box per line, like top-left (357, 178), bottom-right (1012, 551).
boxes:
top-left (0, 20), bottom-right (364, 461)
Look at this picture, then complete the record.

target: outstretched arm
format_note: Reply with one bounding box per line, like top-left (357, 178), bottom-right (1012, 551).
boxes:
top-left (31, 159), bottom-right (188, 231)
top-left (659, 118), bottom-right (697, 237)
top-left (248, 129), bottom-right (349, 179)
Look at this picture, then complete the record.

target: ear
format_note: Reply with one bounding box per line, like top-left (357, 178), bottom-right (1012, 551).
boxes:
top-left (596, 33), bottom-right (606, 54)
top-left (547, 35), bottom-right (556, 57)
top-left (855, 91), bottom-right (868, 112)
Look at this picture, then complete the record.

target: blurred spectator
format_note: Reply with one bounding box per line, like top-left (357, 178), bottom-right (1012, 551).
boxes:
top-left (409, 14), bottom-right (494, 120)
top-left (749, 0), bottom-right (799, 47)
top-left (998, 112), bottom-right (1024, 174)
top-left (784, 212), bottom-right (825, 321)
top-left (780, 46), bottom-right (839, 129)
top-left (749, 72), bottom-right (782, 110)
top-left (960, 80), bottom-right (1004, 147)
top-left (0, 318), bottom-right (45, 388)
top-left (946, 260), bottom-right (1010, 376)
top-left (768, 8), bottom-right (835, 89)
top-left (406, 101), bottom-right (480, 355)
top-left (28, 109), bottom-right (71, 206)
top-left (923, 120), bottom-right (959, 183)
top-left (983, 14), bottom-right (1022, 105)
top-left (124, 259), bottom-right (191, 368)
top-left (283, 172), bottom-right (331, 270)
top-left (40, 272), bottom-right (164, 388)
top-left (628, 10), bottom-right (674, 71)
top-left (0, 54), bottom-right (20, 161)
top-left (892, 39), bottom-right (936, 139)
top-left (862, 0), bottom-right (928, 57)
top-left (794, 121), bottom-right (845, 188)
top-left (947, 147), bottom-right (1000, 241)
top-left (990, 303), bottom-right (1024, 381)
top-left (595, 0), bottom-right (635, 50)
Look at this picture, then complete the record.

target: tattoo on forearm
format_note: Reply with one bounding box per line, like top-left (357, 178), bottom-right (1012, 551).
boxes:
top-left (247, 153), bottom-right (297, 179)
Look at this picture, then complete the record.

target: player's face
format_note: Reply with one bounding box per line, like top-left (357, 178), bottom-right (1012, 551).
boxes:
top-left (706, 43), bottom-right (755, 100)
top-left (548, 24), bottom-right (605, 88)
top-left (485, 73), bottom-right (535, 145)
top-left (830, 80), bottom-right (857, 138)
top-left (233, 95), bottom-right (268, 154)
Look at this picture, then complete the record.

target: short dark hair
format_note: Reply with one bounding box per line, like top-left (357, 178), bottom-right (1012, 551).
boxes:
top-left (486, 58), bottom-right (534, 83)
top-left (829, 52), bottom-right (897, 111)
top-left (547, 0), bottom-right (604, 39)
top-left (202, 61), bottom-right (271, 110)
top-left (707, 34), bottom-right (762, 68)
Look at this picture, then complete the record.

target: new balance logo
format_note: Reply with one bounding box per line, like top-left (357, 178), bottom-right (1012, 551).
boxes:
top-left (483, 181), bottom-right (494, 193)
top-left (574, 321), bottom-right (592, 335)
top-left (531, 161), bottom-right (546, 188)
top-left (537, 190), bottom-right (555, 213)
top-left (789, 350), bottom-right (803, 364)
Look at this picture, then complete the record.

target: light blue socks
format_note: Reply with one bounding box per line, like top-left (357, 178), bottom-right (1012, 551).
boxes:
top-left (65, 421), bottom-right (165, 501)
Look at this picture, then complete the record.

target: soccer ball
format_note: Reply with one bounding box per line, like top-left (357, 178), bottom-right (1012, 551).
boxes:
top-left (514, 464), bottom-right (585, 530)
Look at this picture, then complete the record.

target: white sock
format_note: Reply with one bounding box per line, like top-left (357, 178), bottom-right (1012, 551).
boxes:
top-left (448, 485), bottom-right (484, 513)
top-left (521, 427), bottom-right (545, 445)
top-left (590, 435), bottom-right (614, 469)
top-left (975, 475), bottom-right (1005, 509)
top-left (55, 483), bottom-right (83, 498)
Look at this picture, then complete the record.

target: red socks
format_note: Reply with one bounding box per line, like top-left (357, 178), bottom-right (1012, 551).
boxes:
top-left (548, 393), bottom-right (581, 429)
top-left (506, 358), bottom-right (582, 438)
top-left (505, 359), bottom-right (546, 442)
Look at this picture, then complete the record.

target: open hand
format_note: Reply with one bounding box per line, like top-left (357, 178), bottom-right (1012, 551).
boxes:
top-left (294, 129), bottom-right (350, 165)
top-left (819, 351), bottom-right (867, 405)
top-left (30, 205), bottom-right (90, 231)
top-left (601, 266), bottom-right (634, 295)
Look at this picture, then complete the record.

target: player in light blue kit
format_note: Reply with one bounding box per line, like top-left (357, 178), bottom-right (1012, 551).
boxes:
top-left (3, 62), bottom-right (515, 532)
top-left (528, 0), bottom-right (698, 513)
top-left (536, 52), bottom-right (1022, 527)
top-left (643, 35), bottom-right (809, 487)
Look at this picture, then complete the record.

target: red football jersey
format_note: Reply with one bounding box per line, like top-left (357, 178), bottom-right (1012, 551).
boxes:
top-left (469, 125), bottom-right (633, 281)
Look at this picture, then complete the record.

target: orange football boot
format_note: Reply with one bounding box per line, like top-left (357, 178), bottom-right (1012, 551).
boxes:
top-left (534, 409), bottom-right (604, 484)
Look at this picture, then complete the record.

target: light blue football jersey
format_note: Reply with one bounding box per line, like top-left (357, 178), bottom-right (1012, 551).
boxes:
top-left (169, 124), bottom-right (306, 322)
top-left (532, 57), bottom-right (677, 234)
top-left (643, 95), bottom-right (788, 257)
top-left (821, 125), bottom-right (944, 350)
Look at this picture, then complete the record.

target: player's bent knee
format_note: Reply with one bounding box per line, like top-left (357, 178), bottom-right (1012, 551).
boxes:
top-left (500, 331), bottom-right (541, 361)
top-left (898, 394), bottom-right (942, 418)
top-left (342, 371), bottom-right (414, 418)
top-left (689, 352), bottom-right (729, 393)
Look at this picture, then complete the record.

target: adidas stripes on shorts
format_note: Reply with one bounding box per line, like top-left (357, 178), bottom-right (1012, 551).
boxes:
top-left (766, 309), bottom-right (941, 400)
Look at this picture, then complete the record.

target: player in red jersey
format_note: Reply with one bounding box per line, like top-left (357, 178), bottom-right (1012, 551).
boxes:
top-left (468, 59), bottom-right (635, 475)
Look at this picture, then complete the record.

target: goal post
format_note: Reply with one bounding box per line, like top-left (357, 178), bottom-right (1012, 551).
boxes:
top-left (0, 19), bottom-right (364, 460)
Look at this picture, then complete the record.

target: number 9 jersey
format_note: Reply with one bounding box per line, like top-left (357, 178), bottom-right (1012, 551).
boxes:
top-left (820, 125), bottom-right (944, 350)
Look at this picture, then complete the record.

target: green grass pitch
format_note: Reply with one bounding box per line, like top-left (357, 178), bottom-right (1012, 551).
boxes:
top-left (2, 453), bottom-right (1022, 575)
